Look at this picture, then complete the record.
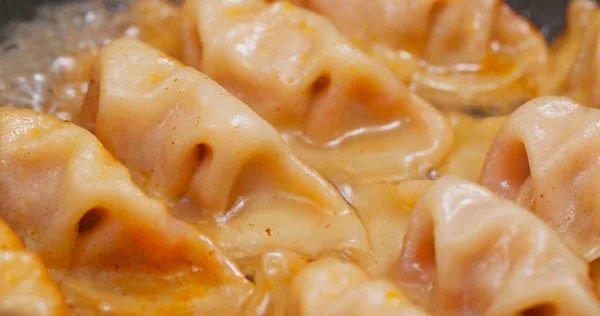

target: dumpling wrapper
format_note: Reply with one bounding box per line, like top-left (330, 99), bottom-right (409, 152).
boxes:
top-left (541, 0), bottom-right (600, 108)
top-left (242, 250), bottom-right (429, 316)
top-left (130, 0), bottom-right (183, 60)
top-left (393, 175), bottom-right (600, 315)
top-left (79, 38), bottom-right (369, 270)
top-left (241, 250), bottom-right (311, 315)
top-left (481, 96), bottom-right (600, 261)
top-left (179, 0), bottom-right (453, 183)
top-left (0, 107), bottom-right (252, 314)
top-left (288, 256), bottom-right (429, 316)
top-left (0, 219), bottom-right (69, 316)
top-left (286, 0), bottom-right (549, 113)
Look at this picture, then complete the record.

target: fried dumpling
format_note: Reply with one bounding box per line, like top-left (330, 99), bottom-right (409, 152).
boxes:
top-left (242, 251), bottom-right (429, 316)
top-left (542, 0), bottom-right (600, 108)
top-left (0, 107), bottom-right (252, 314)
top-left (241, 250), bottom-right (311, 315)
top-left (288, 256), bottom-right (429, 316)
top-left (481, 96), bottom-right (600, 261)
top-left (130, 0), bottom-right (183, 60)
top-left (179, 0), bottom-right (453, 182)
top-left (393, 175), bottom-right (600, 316)
top-left (79, 38), bottom-right (369, 269)
top-left (286, 0), bottom-right (549, 113)
top-left (0, 219), bottom-right (69, 316)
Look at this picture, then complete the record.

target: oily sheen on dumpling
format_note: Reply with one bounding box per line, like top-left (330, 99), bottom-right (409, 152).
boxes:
top-left (481, 96), bottom-right (600, 261)
top-left (79, 38), bottom-right (369, 269)
top-left (289, 257), bottom-right (429, 316)
top-left (0, 219), bottom-right (69, 316)
top-left (241, 250), bottom-right (311, 315)
top-left (541, 0), bottom-right (600, 108)
top-left (393, 175), bottom-right (600, 316)
top-left (179, 0), bottom-right (453, 182)
top-left (285, 0), bottom-right (549, 113)
top-left (242, 250), bottom-right (429, 316)
top-left (0, 107), bottom-right (252, 314)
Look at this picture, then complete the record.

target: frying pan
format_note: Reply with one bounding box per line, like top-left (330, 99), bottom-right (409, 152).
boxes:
top-left (0, 0), bottom-right (572, 44)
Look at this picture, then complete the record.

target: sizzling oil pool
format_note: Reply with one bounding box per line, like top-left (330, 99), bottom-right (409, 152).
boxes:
top-left (0, 0), bottom-right (134, 119)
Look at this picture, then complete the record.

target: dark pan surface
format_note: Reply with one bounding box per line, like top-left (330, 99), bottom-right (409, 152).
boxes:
top-left (0, 0), bottom-right (574, 44)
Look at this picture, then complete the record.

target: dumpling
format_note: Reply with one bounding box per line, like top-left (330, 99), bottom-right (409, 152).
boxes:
top-left (130, 0), bottom-right (183, 59)
top-left (393, 175), bottom-right (600, 315)
top-left (78, 38), bottom-right (369, 270)
top-left (481, 96), bottom-right (600, 261)
top-left (242, 250), bottom-right (429, 316)
top-left (0, 107), bottom-right (252, 314)
top-left (179, 0), bottom-right (453, 182)
top-left (288, 256), bottom-right (429, 316)
top-left (0, 219), bottom-right (69, 316)
top-left (241, 250), bottom-right (312, 315)
top-left (541, 0), bottom-right (600, 108)
top-left (285, 0), bottom-right (549, 113)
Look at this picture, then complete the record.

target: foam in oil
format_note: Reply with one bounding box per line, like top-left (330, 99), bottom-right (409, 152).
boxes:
top-left (0, 0), bottom-right (134, 120)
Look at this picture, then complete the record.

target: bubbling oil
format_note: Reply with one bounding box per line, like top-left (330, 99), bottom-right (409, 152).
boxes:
top-left (0, 0), bottom-right (134, 120)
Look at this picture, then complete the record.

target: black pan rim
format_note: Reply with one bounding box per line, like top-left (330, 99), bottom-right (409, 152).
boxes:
top-left (0, 0), bottom-right (572, 44)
